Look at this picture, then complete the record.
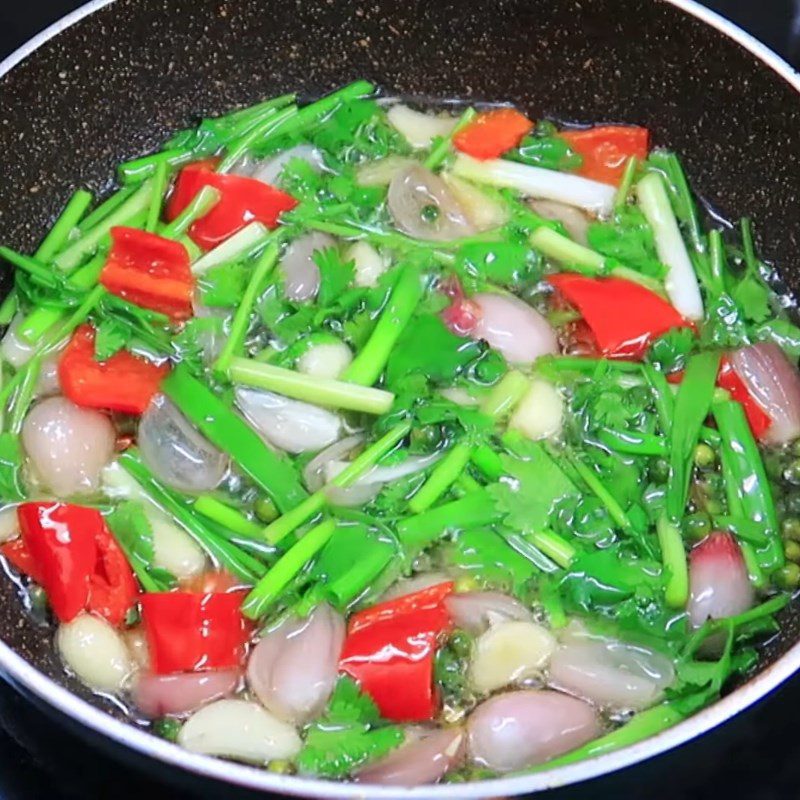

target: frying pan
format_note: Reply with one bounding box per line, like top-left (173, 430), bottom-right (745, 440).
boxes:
top-left (1, 0), bottom-right (800, 797)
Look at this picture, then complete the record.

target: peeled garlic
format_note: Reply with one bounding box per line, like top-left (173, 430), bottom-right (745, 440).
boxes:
top-left (57, 614), bottom-right (133, 693)
top-left (178, 699), bottom-right (302, 763)
top-left (442, 174), bottom-right (510, 232)
top-left (356, 155), bottom-right (417, 187)
top-left (346, 241), bottom-right (389, 288)
top-left (150, 513), bottom-right (207, 579)
top-left (508, 378), bottom-right (564, 441)
top-left (387, 105), bottom-right (457, 149)
top-left (469, 621), bottom-right (556, 694)
top-left (297, 341), bottom-right (353, 380)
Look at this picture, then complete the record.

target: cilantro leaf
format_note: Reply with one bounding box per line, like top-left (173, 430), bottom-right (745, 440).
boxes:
top-left (106, 501), bottom-right (176, 593)
top-left (0, 433), bottom-right (25, 501)
top-left (446, 527), bottom-right (535, 593)
top-left (314, 247), bottom-right (355, 307)
top-left (385, 314), bottom-right (483, 388)
top-left (455, 241), bottom-right (534, 288)
top-left (507, 122), bottom-right (582, 172)
top-left (94, 318), bottom-right (132, 361)
top-left (488, 442), bottom-right (579, 532)
top-left (199, 262), bottom-right (249, 307)
top-left (646, 327), bottom-right (696, 373)
top-left (587, 207), bottom-right (667, 280)
top-left (700, 292), bottom-right (749, 349)
top-left (731, 272), bottom-right (771, 323)
top-left (171, 316), bottom-right (223, 376)
top-left (296, 676), bottom-right (403, 778)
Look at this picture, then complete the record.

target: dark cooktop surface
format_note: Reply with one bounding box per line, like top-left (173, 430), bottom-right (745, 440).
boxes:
top-left (0, 1), bottom-right (799, 798)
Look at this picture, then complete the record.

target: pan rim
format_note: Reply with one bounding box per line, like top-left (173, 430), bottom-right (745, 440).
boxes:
top-left (0, 0), bottom-right (798, 796)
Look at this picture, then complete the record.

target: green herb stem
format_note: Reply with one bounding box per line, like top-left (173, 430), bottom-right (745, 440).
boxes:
top-left (713, 398), bottom-right (783, 572)
top-left (666, 351), bottom-right (720, 521)
top-left (598, 428), bottom-right (667, 457)
top-left (423, 107), bottom-right (476, 171)
top-left (77, 186), bottom-right (136, 233)
top-left (161, 364), bottom-right (308, 512)
top-left (191, 221), bottom-right (271, 274)
top-left (263, 422), bottom-right (411, 544)
top-left (408, 442), bottom-right (472, 514)
top-left (528, 529), bottom-right (575, 569)
top-left (613, 156), bottom-right (638, 211)
top-left (242, 519), bottom-right (337, 619)
top-left (193, 495), bottom-right (264, 539)
top-left (342, 264), bottom-right (423, 386)
top-left (53, 180), bottom-right (154, 272)
top-left (397, 488), bottom-right (501, 556)
top-left (657, 515), bottom-right (689, 608)
top-left (145, 160), bottom-right (170, 234)
top-left (118, 451), bottom-right (266, 584)
top-left (35, 189), bottom-right (93, 262)
top-left (228, 357), bottom-right (395, 415)
top-left (480, 369), bottom-right (529, 420)
top-left (160, 185), bottom-right (221, 240)
top-left (213, 243), bottom-right (280, 376)
top-left (529, 227), bottom-right (607, 274)
top-left (118, 148), bottom-right (195, 184)
top-left (539, 703), bottom-right (685, 771)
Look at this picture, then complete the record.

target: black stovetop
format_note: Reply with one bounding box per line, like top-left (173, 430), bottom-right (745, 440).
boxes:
top-left (1, 1), bottom-right (800, 798)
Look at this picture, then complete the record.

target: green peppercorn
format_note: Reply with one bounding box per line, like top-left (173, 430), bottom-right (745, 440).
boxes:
top-left (254, 496), bottom-right (278, 523)
top-left (783, 517), bottom-right (800, 541)
top-left (785, 540), bottom-right (800, 563)
top-left (693, 443), bottom-right (716, 468)
top-left (704, 498), bottom-right (724, 516)
top-left (775, 562), bottom-right (800, 590)
top-left (650, 458), bottom-right (670, 483)
top-left (421, 203), bottom-right (440, 223)
top-left (683, 513), bottom-right (712, 542)
top-left (765, 453), bottom-right (785, 480)
top-left (784, 459), bottom-right (800, 485)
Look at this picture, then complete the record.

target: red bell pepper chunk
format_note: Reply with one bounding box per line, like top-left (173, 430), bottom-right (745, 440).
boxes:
top-left (100, 227), bottom-right (193, 321)
top-left (561, 125), bottom-right (649, 185)
top-left (58, 324), bottom-right (169, 415)
top-left (717, 357), bottom-right (773, 440)
top-left (453, 108), bottom-right (534, 161)
top-left (166, 163), bottom-right (298, 250)
top-left (139, 591), bottom-right (251, 674)
top-left (339, 582), bottom-right (454, 723)
top-left (547, 274), bottom-right (692, 361)
top-left (13, 503), bottom-right (138, 626)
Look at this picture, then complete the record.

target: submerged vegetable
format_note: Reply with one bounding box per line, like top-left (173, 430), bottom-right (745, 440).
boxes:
top-left (1, 82), bottom-right (797, 788)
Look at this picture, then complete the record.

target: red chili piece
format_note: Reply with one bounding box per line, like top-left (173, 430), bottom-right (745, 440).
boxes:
top-left (453, 108), bottom-right (534, 161)
top-left (561, 126), bottom-right (649, 185)
top-left (100, 226), bottom-right (194, 321)
top-left (717, 357), bottom-right (773, 440)
top-left (339, 582), bottom-right (454, 722)
top-left (547, 274), bottom-right (692, 361)
top-left (166, 163), bottom-right (298, 250)
top-left (4, 503), bottom-right (138, 626)
top-left (58, 324), bottom-right (169, 416)
top-left (139, 590), bottom-right (251, 674)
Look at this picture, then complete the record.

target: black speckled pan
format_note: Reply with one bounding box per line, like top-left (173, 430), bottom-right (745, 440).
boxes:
top-left (1, 1), bottom-right (800, 797)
